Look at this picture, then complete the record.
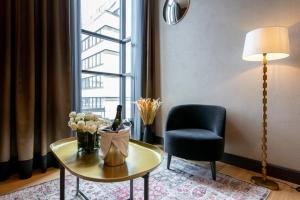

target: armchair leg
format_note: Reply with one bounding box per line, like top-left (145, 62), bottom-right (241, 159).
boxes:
top-left (210, 161), bottom-right (216, 181)
top-left (167, 154), bottom-right (172, 170)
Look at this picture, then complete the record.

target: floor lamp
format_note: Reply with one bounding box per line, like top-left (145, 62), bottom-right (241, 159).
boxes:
top-left (242, 27), bottom-right (290, 190)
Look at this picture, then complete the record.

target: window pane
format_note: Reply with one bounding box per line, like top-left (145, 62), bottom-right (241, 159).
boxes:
top-left (126, 42), bottom-right (132, 73)
top-left (81, 33), bottom-right (120, 74)
top-left (81, 72), bottom-right (120, 119)
top-left (81, 0), bottom-right (120, 39)
top-left (80, 0), bottom-right (133, 121)
top-left (126, 0), bottom-right (132, 38)
top-left (82, 74), bottom-right (105, 89)
top-left (125, 76), bottom-right (133, 119)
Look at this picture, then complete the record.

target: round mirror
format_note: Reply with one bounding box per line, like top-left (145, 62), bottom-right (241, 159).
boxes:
top-left (163, 0), bottom-right (190, 25)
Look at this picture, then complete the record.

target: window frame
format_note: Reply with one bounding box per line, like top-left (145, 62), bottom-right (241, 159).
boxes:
top-left (80, 0), bottom-right (134, 120)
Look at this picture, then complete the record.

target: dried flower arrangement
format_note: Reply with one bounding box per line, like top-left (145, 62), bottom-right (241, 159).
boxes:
top-left (135, 98), bottom-right (162, 125)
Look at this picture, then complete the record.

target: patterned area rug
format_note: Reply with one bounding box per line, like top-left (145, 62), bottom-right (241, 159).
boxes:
top-left (0, 156), bottom-right (270, 200)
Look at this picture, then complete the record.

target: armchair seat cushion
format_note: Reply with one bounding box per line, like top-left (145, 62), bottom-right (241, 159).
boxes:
top-left (164, 129), bottom-right (224, 161)
top-left (166, 129), bottom-right (222, 140)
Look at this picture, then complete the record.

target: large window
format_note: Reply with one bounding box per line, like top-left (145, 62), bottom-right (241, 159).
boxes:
top-left (80, 0), bottom-right (133, 120)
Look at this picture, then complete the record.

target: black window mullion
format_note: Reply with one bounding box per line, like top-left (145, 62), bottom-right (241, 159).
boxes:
top-left (120, 0), bottom-right (126, 119)
top-left (82, 29), bottom-right (122, 44)
top-left (82, 29), bottom-right (130, 44)
top-left (82, 70), bottom-right (124, 78)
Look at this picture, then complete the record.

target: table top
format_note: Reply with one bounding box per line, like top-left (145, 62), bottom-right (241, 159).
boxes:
top-left (50, 137), bottom-right (163, 182)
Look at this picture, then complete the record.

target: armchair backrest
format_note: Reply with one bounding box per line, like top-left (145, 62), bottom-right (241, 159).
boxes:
top-left (166, 104), bottom-right (226, 137)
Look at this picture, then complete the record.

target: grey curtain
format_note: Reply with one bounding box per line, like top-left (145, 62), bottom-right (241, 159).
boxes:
top-left (0, 0), bottom-right (72, 181)
top-left (132, 0), bottom-right (156, 140)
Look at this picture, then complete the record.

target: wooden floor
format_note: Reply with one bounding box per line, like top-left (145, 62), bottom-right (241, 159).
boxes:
top-left (0, 161), bottom-right (299, 199)
top-left (215, 162), bottom-right (300, 200)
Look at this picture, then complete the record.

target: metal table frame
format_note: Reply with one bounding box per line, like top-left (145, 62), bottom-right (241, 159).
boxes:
top-left (60, 164), bottom-right (150, 200)
top-left (51, 138), bottom-right (162, 200)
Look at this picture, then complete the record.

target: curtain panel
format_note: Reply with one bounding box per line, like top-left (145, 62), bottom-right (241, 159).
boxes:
top-left (0, 0), bottom-right (72, 181)
top-left (141, 0), bottom-right (155, 99)
top-left (132, 0), bottom-right (156, 140)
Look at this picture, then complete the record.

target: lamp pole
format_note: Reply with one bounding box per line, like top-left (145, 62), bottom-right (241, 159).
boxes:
top-left (250, 53), bottom-right (279, 190)
top-left (262, 53), bottom-right (268, 181)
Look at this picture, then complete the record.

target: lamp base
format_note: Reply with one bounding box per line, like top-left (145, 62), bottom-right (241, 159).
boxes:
top-left (251, 176), bottom-right (279, 190)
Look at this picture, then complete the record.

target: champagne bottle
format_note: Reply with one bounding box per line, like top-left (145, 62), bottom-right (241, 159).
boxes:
top-left (111, 105), bottom-right (122, 131)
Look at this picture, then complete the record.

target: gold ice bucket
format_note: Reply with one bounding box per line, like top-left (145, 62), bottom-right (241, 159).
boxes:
top-left (104, 143), bottom-right (126, 166)
top-left (99, 127), bottom-right (130, 167)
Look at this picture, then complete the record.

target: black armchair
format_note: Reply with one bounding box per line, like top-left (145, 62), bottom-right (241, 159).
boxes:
top-left (164, 104), bottom-right (226, 180)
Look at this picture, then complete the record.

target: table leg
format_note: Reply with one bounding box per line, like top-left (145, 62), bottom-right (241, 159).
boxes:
top-left (76, 177), bottom-right (89, 200)
top-left (130, 180), bottom-right (133, 200)
top-left (143, 173), bottom-right (149, 200)
top-left (76, 177), bottom-right (79, 195)
top-left (78, 190), bottom-right (89, 200)
top-left (60, 164), bottom-right (65, 200)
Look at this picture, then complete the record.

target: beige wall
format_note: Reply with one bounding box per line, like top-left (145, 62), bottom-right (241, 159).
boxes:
top-left (154, 0), bottom-right (300, 171)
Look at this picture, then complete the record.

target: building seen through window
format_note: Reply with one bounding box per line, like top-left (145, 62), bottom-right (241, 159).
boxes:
top-left (80, 0), bottom-right (132, 119)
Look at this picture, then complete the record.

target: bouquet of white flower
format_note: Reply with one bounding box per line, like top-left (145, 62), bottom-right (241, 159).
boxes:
top-left (67, 111), bottom-right (112, 153)
top-left (68, 111), bottom-right (111, 134)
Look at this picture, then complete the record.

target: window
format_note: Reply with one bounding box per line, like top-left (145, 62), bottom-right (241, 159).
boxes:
top-left (81, 97), bottom-right (106, 117)
top-left (81, 25), bottom-right (119, 51)
top-left (80, 0), bottom-right (133, 120)
top-left (82, 75), bottom-right (103, 89)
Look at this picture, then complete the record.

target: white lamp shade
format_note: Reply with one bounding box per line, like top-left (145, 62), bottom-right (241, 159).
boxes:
top-left (242, 27), bottom-right (290, 61)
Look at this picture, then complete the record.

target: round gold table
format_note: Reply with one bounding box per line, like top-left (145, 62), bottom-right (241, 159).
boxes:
top-left (50, 137), bottom-right (163, 200)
